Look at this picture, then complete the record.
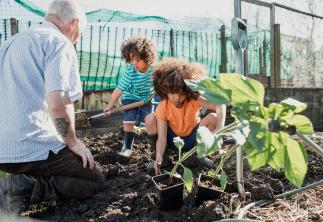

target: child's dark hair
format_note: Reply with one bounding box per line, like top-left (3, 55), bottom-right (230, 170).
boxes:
top-left (153, 58), bottom-right (206, 100)
top-left (121, 37), bottom-right (156, 65)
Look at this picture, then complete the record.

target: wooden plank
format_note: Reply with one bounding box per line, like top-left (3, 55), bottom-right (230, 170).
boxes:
top-left (219, 25), bottom-right (227, 73)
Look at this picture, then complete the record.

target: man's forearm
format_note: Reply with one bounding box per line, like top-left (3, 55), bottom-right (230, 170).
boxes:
top-left (52, 103), bottom-right (78, 146)
top-left (46, 91), bottom-right (78, 146)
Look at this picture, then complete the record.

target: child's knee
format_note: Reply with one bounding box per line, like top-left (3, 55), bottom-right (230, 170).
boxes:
top-left (145, 113), bottom-right (157, 135)
top-left (200, 113), bottom-right (217, 128)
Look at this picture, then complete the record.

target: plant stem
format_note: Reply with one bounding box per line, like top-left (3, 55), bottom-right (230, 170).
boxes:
top-left (215, 121), bottom-right (240, 135)
top-left (170, 147), bottom-right (197, 177)
top-left (214, 144), bottom-right (239, 177)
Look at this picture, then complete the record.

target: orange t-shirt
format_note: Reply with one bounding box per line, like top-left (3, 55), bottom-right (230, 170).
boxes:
top-left (155, 99), bottom-right (200, 137)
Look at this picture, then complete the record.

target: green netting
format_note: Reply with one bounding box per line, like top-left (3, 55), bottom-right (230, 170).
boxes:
top-left (0, 0), bottom-right (272, 91)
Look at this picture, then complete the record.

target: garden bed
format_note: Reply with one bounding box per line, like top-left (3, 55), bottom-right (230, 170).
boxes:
top-left (22, 132), bottom-right (323, 221)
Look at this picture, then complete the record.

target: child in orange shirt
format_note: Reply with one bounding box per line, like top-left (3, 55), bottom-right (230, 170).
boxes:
top-left (145, 58), bottom-right (226, 175)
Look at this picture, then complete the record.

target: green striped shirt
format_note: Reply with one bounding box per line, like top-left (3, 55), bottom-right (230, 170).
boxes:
top-left (117, 64), bottom-right (154, 101)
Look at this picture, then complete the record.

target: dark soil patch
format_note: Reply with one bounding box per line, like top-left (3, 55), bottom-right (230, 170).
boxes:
top-left (21, 132), bottom-right (323, 221)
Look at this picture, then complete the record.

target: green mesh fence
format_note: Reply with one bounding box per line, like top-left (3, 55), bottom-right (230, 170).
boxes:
top-left (0, 0), bottom-right (272, 91)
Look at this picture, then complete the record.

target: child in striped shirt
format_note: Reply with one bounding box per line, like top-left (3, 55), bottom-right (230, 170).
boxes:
top-left (103, 37), bottom-right (156, 157)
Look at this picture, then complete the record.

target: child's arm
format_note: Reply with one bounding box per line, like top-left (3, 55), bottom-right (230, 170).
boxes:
top-left (155, 118), bottom-right (168, 175)
top-left (199, 98), bottom-right (226, 132)
top-left (103, 89), bottom-right (122, 116)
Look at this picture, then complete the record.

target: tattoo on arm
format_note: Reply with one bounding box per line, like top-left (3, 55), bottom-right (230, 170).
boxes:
top-left (54, 118), bottom-right (69, 137)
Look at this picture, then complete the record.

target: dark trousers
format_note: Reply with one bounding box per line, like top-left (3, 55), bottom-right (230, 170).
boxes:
top-left (0, 147), bottom-right (105, 203)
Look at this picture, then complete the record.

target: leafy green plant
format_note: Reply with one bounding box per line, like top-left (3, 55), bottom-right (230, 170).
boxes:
top-left (0, 171), bottom-right (5, 177)
top-left (168, 73), bottom-right (313, 192)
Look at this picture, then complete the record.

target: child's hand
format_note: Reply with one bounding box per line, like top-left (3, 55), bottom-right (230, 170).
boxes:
top-left (154, 156), bottom-right (163, 175)
top-left (103, 104), bottom-right (113, 116)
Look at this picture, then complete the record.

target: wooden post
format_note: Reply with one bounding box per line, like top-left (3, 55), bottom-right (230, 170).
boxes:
top-left (243, 19), bottom-right (248, 76)
top-left (10, 18), bottom-right (18, 36)
top-left (259, 45), bottom-right (263, 75)
top-left (170, 28), bottom-right (175, 57)
top-left (263, 38), bottom-right (267, 76)
top-left (219, 25), bottom-right (227, 73)
top-left (273, 24), bottom-right (281, 87)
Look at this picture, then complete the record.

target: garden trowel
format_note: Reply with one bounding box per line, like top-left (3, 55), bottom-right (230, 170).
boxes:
top-left (75, 99), bottom-right (151, 128)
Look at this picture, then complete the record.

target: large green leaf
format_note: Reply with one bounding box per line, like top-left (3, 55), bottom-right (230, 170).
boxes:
top-left (268, 103), bottom-right (284, 120)
top-left (184, 79), bottom-right (231, 105)
top-left (183, 167), bottom-right (193, 192)
top-left (219, 73), bottom-right (265, 106)
top-left (284, 139), bottom-right (308, 188)
top-left (196, 126), bottom-right (221, 158)
top-left (246, 117), bottom-right (268, 150)
top-left (185, 73), bottom-right (264, 107)
top-left (280, 98), bottom-right (307, 113)
top-left (284, 115), bottom-right (314, 135)
top-left (244, 140), bottom-right (270, 170)
top-left (231, 102), bottom-right (260, 121)
top-left (267, 131), bottom-right (288, 170)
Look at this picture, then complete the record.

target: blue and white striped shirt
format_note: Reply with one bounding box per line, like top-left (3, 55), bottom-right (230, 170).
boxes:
top-left (0, 22), bottom-right (82, 163)
top-left (117, 64), bottom-right (154, 101)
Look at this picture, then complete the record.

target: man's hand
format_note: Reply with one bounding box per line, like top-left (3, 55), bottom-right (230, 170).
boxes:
top-left (68, 139), bottom-right (95, 169)
top-left (154, 155), bottom-right (163, 175)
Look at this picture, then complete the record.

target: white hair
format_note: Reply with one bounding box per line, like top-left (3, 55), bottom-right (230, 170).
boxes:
top-left (46, 0), bottom-right (87, 32)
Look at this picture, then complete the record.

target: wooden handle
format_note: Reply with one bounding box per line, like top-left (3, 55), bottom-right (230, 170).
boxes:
top-left (110, 100), bottom-right (146, 114)
top-left (89, 100), bottom-right (146, 119)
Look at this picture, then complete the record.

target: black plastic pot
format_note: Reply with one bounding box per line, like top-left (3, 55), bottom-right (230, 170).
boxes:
top-left (195, 173), bottom-right (225, 206)
top-left (151, 173), bottom-right (184, 210)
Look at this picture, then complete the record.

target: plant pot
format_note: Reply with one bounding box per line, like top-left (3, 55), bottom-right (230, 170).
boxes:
top-left (151, 173), bottom-right (184, 210)
top-left (195, 173), bottom-right (225, 206)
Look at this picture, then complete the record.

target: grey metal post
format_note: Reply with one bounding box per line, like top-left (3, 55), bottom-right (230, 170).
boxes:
top-left (233, 0), bottom-right (246, 199)
top-left (234, 0), bottom-right (243, 74)
top-left (234, 0), bottom-right (242, 17)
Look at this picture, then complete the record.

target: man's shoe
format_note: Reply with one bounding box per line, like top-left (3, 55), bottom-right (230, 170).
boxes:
top-left (198, 157), bottom-right (215, 168)
top-left (118, 148), bottom-right (132, 157)
top-left (0, 174), bottom-right (35, 215)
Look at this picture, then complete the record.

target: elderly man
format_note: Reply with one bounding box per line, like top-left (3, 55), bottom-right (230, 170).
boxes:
top-left (0, 0), bottom-right (105, 216)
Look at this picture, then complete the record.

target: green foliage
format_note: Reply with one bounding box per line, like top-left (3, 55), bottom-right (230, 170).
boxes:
top-left (0, 171), bottom-right (5, 177)
top-left (184, 73), bottom-right (313, 188)
top-left (183, 167), bottom-right (193, 192)
top-left (196, 126), bottom-right (222, 158)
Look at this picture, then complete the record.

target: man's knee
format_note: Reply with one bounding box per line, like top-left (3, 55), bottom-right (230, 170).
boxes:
top-left (92, 165), bottom-right (106, 192)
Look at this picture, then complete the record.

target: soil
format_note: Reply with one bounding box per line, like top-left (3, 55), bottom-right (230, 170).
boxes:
top-left (21, 132), bottom-right (323, 222)
top-left (153, 175), bottom-right (183, 190)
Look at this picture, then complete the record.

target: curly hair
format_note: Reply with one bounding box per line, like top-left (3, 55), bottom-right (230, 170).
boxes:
top-left (153, 58), bottom-right (207, 100)
top-left (121, 37), bottom-right (156, 65)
